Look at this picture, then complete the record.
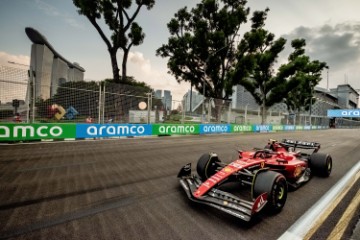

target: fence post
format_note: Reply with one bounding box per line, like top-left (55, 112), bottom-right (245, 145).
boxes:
top-left (228, 100), bottom-right (231, 124)
top-left (29, 69), bottom-right (36, 123)
top-left (101, 83), bottom-right (106, 124)
top-left (207, 98), bottom-right (212, 123)
top-left (147, 92), bottom-right (151, 124)
top-left (98, 83), bottom-right (102, 123)
top-left (182, 99), bottom-right (185, 124)
top-left (26, 70), bottom-right (31, 123)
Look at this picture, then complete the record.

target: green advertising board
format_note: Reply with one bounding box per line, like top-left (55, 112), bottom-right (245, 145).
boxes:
top-left (152, 124), bottom-right (200, 135)
top-left (0, 124), bottom-right (77, 141)
top-left (272, 125), bottom-right (284, 131)
top-left (296, 125), bottom-right (304, 130)
top-left (231, 124), bottom-right (253, 133)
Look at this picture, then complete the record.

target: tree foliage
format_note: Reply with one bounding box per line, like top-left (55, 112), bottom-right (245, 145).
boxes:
top-left (73, 0), bottom-right (155, 82)
top-left (232, 10), bottom-right (327, 124)
top-left (156, 0), bottom-right (250, 120)
top-left (282, 40), bottom-right (327, 119)
top-left (232, 9), bottom-right (291, 124)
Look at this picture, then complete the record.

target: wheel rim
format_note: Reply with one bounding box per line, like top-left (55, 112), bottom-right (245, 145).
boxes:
top-left (274, 180), bottom-right (286, 208)
top-left (278, 185), bottom-right (285, 200)
top-left (327, 159), bottom-right (332, 171)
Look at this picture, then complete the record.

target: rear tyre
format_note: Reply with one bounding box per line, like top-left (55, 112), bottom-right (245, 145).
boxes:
top-left (196, 153), bottom-right (220, 180)
top-left (253, 171), bottom-right (288, 213)
top-left (310, 153), bottom-right (332, 177)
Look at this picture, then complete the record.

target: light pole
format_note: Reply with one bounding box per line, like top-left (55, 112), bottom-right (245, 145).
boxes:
top-left (310, 96), bottom-right (317, 126)
top-left (309, 80), bottom-right (315, 126)
top-left (309, 97), bottom-right (312, 126)
top-left (326, 66), bottom-right (330, 90)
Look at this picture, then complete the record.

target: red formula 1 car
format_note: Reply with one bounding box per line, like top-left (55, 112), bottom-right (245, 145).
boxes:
top-left (177, 139), bottom-right (332, 221)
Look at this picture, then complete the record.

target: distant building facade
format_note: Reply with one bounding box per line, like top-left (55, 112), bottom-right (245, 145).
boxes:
top-left (154, 90), bottom-right (162, 99)
top-left (163, 90), bottom-right (172, 110)
top-left (182, 90), bottom-right (204, 113)
top-left (231, 85), bottom-right (259, 110)
top-left (25, 27), bottom-right (85, 99)
top-left (154, 89), bottom-right (173, 110)
top-left (230, 84), bottom-right (359, 115)
top-left (330, 84), bottom-right (359, 109)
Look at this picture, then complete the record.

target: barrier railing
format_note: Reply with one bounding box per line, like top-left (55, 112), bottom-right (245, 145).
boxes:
top-left (0, 123), bottom-right (329, 142)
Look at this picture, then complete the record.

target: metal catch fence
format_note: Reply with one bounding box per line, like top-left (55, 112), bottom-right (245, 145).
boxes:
top-left (1, 64), bottom-right (356, 127)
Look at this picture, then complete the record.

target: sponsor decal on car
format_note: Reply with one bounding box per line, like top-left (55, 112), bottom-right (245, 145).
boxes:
top-left (260, 161), bottom-right (265, 168)
top-left (223, 167), bottom-right (233, 173)
top-left (252, 192), bottom-right (268, 213)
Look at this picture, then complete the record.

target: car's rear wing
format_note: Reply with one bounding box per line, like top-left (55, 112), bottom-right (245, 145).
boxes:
top-left (281, 139), bottom-right (320, 151)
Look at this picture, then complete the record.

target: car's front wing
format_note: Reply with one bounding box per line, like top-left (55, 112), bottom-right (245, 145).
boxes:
top-left (179, 175), bottom-right (267, 222)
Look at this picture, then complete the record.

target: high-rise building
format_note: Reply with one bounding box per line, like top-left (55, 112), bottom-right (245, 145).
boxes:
top-left (154, 89), bottom-right (173, 110)
top-left (182, 90), bottom-right (204, 112)
top-left (231, 85), bottom-right (258, 110)
top-left (154, 90), bottom-right (162, 99)
top-left (25, 27), bottom-right (85, 99)
top-left (163, 90), bottom-right (172, 110)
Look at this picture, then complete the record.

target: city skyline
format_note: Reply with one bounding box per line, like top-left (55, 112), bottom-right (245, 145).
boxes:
top-left (1, 0), bottom-right (360, 101)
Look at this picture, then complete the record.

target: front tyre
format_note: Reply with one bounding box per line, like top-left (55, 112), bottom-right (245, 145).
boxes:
top-left (253, 171), bottom-right (288, 213)
top-left (310, 153), bottom-right (332, 177)
top-left (196, 153), bottom-right (220, 180)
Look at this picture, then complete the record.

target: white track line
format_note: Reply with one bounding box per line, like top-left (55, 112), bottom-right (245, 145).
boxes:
top-left (278, 160), bottom-right (360, 240)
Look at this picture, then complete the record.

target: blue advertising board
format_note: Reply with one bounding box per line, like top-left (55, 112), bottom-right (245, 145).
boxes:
top-left (327, 109), bottom-right (360, 117)
top-left (76, 124), bottom-right (152, 138)
top-left (253, 125), bottom-right (272, 132)
top-left (200, 124), bottom-right (231, 134)
top-left (284, 125), bottom-right (296, 131)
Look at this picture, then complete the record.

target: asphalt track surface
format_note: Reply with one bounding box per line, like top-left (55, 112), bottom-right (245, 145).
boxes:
top-left (0, 129), bottom-right (359, 240)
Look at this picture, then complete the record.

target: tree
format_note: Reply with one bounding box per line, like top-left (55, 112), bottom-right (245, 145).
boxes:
top-left (156, 0), bottom-right (250, 121)
top-left (232, 9), bottom-right (308, 124)
top-left (73, 0), bottom-right (155, 82)
top-left (281, 39), bottom-right (327, 123)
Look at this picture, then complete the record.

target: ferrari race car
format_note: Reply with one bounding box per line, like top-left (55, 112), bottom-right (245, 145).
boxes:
top-left (178, 139), bottom-right (332, 221)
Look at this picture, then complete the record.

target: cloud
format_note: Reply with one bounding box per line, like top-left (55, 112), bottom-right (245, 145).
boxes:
top-left (35, 0), bottom-right (60, 17)
top-left (0, 52), bottom-right (30, 67)
top-left (127, 51), bottom-right (188, 101)
top-left (280, 21), bottom-right (360, 89)
top-left (64, 18), bottom-right (84, 29)
top-left (35, 0), bottom-right (84, 29)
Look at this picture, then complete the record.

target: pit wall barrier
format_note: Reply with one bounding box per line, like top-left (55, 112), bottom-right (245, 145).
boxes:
top-left (0, 123), bottom-right (329, 142)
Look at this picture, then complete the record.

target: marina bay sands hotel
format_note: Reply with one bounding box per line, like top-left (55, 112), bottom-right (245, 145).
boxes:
top-left (25, 27), bottom-right (85, 99)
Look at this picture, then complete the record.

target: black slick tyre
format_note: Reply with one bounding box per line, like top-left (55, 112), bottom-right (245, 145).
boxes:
top-left (310, 153), bottom-right (332, 177)
top-left (196, 153), bottom-right (220, 180)
top-left (253, 171), bottom-right (288, 213)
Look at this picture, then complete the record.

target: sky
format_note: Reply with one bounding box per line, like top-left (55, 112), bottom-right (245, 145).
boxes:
top-left (1, 0), bottom-right (360, 102)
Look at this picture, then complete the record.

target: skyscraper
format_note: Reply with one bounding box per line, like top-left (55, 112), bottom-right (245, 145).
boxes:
top-left (154, 89), bottom-right (173, 110)
top-left (163, 90), bottom-right (172, 110)
top-left (25, 27), bottom-right (85, 99)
